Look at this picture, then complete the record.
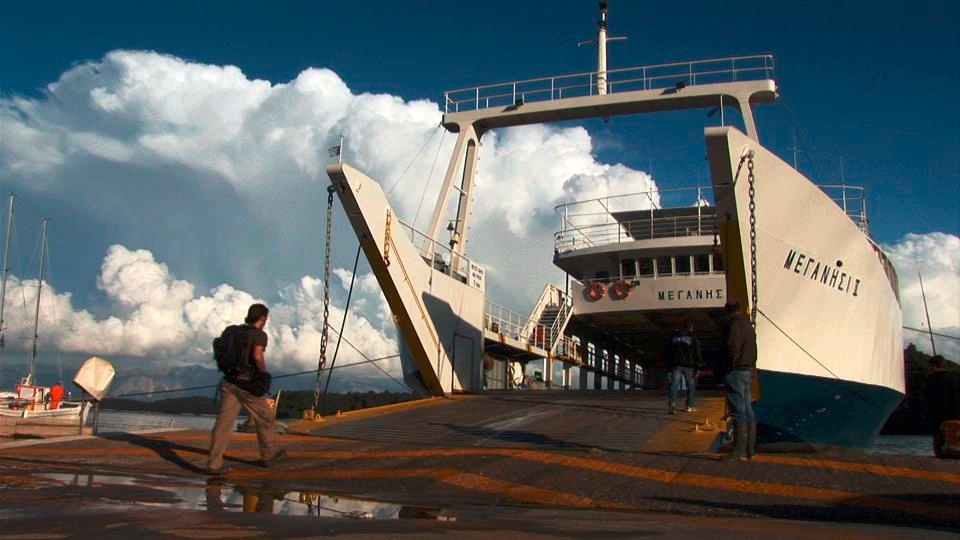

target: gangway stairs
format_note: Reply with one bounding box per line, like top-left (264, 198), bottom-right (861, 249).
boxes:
top-left (482, 284), bottom-right (641, 389)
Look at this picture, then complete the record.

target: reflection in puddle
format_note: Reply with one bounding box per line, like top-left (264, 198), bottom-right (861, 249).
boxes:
top-left (34, 472), bottom-right (454, 520)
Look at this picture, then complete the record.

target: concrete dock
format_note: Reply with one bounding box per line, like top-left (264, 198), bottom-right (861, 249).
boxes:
top-left (2, 390), bottom-right (958, 538)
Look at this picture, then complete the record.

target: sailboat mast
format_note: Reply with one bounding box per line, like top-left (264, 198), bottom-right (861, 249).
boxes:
top-left (28, 218), bottom-right (49, 384)
top-left (0, 192), bottom-right (13, 340)
top-left (917, 270), bottom-right (937, 356)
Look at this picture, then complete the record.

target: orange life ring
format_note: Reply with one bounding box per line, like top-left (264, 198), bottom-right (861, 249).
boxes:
top-left (612, 280), bottom-right (632, 299)
top-left (587, 282), bottom-right (606, 301)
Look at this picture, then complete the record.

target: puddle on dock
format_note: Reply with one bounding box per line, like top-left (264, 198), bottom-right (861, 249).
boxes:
top-left (33, 472), bottom-right (455, 520)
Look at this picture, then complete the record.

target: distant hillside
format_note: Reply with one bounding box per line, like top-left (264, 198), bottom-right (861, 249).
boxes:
top-left (100, 390), bottom-right (419, 418)
top-left (101, 365), bottom-right (406, 401)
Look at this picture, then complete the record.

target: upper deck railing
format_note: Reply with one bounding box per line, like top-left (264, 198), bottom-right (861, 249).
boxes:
top-left (396, 220), bottom-right (475, 286)
top-left (553, 186), bottom-right (716, 253)
top-left (443, 54), bottom-right (775, 114)
top-left (552, 182), bottom-right (872, 253)
top-left (818, 184), bottom-right (869, 234)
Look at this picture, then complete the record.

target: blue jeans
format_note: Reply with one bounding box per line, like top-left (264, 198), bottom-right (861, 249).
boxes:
top-left (669, 366), bottom-right (696, 408)
top-left (724, 368), bottom-right (756, 426)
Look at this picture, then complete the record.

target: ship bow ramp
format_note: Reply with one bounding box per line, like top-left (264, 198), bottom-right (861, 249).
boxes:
top-left (326, 163), bottom-right (486, 396)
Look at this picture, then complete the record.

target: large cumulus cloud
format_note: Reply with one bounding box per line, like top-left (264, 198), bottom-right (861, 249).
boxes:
top-left (883, 232), bottom-right (960, 361)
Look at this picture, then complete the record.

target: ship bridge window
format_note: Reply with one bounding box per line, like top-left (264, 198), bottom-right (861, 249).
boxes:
top-left (712, 253), bottom-right (724, 272)
top-left (594, 270), bottom-right (610, 281)
top-left (620, 258), bottom-right (637, 278)
top-left (656, 256), bottom-right (672, 277)
top-left (676, 255), bottom-right (692, 275)
top-left (694, 253), bottom-right (710, 274)
top-left (638, 258), bottom-right (654, 277)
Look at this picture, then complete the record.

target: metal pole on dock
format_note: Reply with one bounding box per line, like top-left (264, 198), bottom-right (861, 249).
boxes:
top-left (917, 270), bottom-right (937, 355)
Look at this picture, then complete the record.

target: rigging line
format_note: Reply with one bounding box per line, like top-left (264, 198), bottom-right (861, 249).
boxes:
top-left (320, 243), bottom-right (363, 410)
top-left (412, 127), bottom-right (448, 228)
top-left (755, 307), bottom-right (880, 407)
top-left (387, 125), bottom-right (443, 196)
top-left (778, 97), bottom-right (823, 185)
top-left (325, 326), bottom-right (411, 392)
top-left (38, 225), bottom-right (64, 382)
top-left (107, 354), bottom-right (404, 399)
top-left (903, 326), bottom-right (960, 342)
top-left (756, 307), bottom-right (839, 379)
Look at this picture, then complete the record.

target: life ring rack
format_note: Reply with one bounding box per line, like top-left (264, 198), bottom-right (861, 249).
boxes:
top-left (587, 281), bottom-right (606, 301)
top-left (612, 280), bottom-right (632, 299)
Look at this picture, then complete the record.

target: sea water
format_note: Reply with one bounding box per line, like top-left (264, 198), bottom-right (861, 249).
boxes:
top-left (88, 410), bottom-right (934, 457)
top-left (89, 409), bottom-right (217, 432)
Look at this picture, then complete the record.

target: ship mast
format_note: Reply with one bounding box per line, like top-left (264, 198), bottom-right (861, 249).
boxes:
top-left (597, 2), bottom-right (609, 95)
top-left (581, 2), bottom-right (626, 96)
top-left (27, 218), bottom-right (48, 385)
top-left (917, 270), bottom-right (937, 356)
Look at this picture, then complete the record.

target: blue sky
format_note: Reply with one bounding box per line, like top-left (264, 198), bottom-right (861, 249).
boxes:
top-left (0, 0), bottom-right (957, 378)
top-left (4, 1), bottom-right (957, 242)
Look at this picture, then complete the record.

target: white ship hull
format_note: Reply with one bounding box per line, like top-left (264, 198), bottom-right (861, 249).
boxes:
top-left (708, 126), bottom-right (905, 446)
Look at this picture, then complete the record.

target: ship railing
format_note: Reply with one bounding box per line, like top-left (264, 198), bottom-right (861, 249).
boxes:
top-left (396, 220), bottom-right (476, 287)
top-left (443, 54), bottom-right (775, 113)
top-left (484, 300), bottom-right (557, 352)
top-left (817, 184), bottom-right (869, 234)
top-left (552, 335), bottom-right (585, 366)
top-left (553, 187), bottom-right (716, 253)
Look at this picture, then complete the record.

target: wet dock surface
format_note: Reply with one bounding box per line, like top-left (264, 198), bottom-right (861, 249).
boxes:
top-left (2, 391), bottom-right (959, 538)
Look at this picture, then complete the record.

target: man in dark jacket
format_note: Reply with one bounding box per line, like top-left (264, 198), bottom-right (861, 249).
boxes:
top-left (722, 300), bottom-right (757, 461)
top-left (207, 303), bottom-right (286, 474)
top-left (925, 355), bottom-right (960, 458)
top-left (666, 320), bottom-right (702, 414)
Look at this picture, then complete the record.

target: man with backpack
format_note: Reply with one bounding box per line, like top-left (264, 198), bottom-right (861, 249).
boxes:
top-left (207, 303), bottom-right (285, 474)
top-left (666, 320), bottom-right (702, 415)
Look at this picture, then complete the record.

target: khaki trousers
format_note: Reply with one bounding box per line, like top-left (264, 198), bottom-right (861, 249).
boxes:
top-left (207, 379), bottom-right (276, 470)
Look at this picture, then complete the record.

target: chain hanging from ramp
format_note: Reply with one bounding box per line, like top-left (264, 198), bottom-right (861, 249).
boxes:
top-left (747, 151), bottom-right (758, 327)
top-left (313, 185), bottom-right (335, 414)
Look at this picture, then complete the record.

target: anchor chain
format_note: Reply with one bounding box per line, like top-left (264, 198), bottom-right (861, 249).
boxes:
top-left (747, 152), bottom-right (758, 327)
top-left (383, 209), bottom-right (392, 267)
top-left (313, 185), bottom-right (335, 413)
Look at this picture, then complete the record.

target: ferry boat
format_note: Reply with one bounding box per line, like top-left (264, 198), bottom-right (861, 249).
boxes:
top-left (324, 3), bottom-right (904, 449)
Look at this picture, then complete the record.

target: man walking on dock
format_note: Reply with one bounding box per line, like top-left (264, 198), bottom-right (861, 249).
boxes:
top-left (207, 303), bottom-right (285, 474)
top-left (667, 320), bottom-right (702, 414)
top-left (721, 301), bottom-right (757, 461)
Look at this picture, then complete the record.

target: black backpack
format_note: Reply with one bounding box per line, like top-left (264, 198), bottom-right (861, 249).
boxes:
top-left (213, 325), bottom-right (250, 376)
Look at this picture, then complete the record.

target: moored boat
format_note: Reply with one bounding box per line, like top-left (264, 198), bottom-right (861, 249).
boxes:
top-left (0, 199), bottom-right (94, 436)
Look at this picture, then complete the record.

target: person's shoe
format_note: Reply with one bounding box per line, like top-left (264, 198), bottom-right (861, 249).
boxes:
top-left (260, 448), bottom-right (287, 467)
top-left (668, 403), bottom-right (677, 415)
top-left (684, 407), bottom-right (697, 413)
top-left (722, 425), bottom-right (748, 461)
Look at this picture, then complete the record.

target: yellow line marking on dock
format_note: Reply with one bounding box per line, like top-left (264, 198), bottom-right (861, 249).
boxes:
top-left (7, 434), bottom-right (959, 515)
top-left (754, 455), bottom-right (960, 484)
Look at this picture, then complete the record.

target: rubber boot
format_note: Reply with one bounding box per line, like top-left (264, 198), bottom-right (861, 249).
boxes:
top-left (722, 425), bottom-right (748, 461)
top-left (747, 422), bottom-right (757, 459)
